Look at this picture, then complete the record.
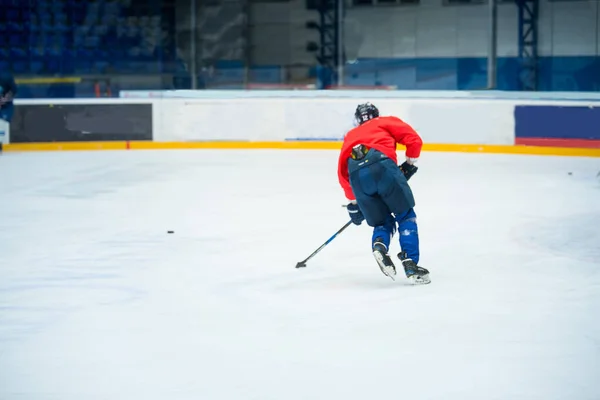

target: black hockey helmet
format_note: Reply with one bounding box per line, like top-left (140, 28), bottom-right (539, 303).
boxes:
top-left (354, 102), bottom-right (379, 126)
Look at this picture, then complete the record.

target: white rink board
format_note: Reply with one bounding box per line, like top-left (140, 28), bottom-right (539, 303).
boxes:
top-left (12, 90), bottom-right (600, 145)
top-left (153, 98), bottom-right (515, 144)
top-left (156, 98), bottom-right (410, 142)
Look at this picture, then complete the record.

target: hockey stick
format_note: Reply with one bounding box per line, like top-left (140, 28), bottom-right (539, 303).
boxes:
top-left (295, 162), bottom-right (417, 269)
top-left (295, 220), bottom-right (353, 268)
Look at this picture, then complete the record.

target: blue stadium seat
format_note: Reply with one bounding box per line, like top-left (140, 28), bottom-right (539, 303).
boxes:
top-left (109, 48), bottom-right (125, 62)
top-left (44, 58), bottom-right (61, 74)
top-left (56, 9), bottom-right (68, 17)
top-left (30, 47), bottom-right (45, 57)
top-left (67, 0), bottom-right (85, 8)
top-left (64, 47), bottom-right (76, 57)
top-left (0, 0), bottom-right (176, 88)
top-left (75, 60), bottom-right (93, 73)
top-left (47, 45), bottom-right (62, 57)
top-left (93, 61), bottom-right (110, 73)
top-left (30, 22), bottom-right (41, 34)
top-left (72, 8), bottom-right (86, 23)
top-left (76, 48), bottom-right (95, 59)
top-left (31, 34), bottom-right (48, 47)
top-left (61, 48), bottom-right (76, 73)
top-left (30, 60), bottom-right (45, 74)
top-left (7, 21), bottom-right (23, 32)
top-left (52, 34), bottom-right (68, 46)
top-left (55, 20), bottom-right (69, 32)
top-left (54, 48), bottom-right (75, 74)
top-left (36, 3), bottom-right (48, 13)
top-left (12, 61), bottom-right (29, 74)
top-left (6, 7), bottom-right (19, 20)
top-left (97, 46), bottom-right (109, 57)
top-left (85, 35), bottom-right (101, 47)
top-left (9, 34), bottom-right (24, 47)
top-left (51, 4), bottom-right (65, 12)
top-left (41, 22), bottom-right (55, 32)
top-left (61, 58), bottom-right (76, 74)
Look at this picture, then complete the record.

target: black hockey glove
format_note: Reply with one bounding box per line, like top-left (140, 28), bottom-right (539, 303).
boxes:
top-left (399, 161), bottom-right (418, 181)
top-left (347, 202), bottom-right (365, 225)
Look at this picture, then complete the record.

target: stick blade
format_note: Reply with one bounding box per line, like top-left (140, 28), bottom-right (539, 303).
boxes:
top-left (295, 261), bottom-right (307, 268)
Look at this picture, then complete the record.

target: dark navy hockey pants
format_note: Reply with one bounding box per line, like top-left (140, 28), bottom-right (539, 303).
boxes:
top-left (348, 149), bottom-right (420, 264)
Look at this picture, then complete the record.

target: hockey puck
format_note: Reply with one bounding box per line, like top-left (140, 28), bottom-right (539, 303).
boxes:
top-left (568, 172), bottom-right (572, 175)
top-left (167, 230), bottom-right (174, 234)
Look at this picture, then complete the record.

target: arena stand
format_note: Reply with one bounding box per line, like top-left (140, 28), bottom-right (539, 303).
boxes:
top-left (0, 0), bottom-right (178, 98)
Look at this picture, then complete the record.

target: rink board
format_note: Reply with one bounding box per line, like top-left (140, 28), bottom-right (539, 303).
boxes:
top-left (3, 141), bottom-right (600, 157)
top-left (3, 91), bottom-right (600, 158)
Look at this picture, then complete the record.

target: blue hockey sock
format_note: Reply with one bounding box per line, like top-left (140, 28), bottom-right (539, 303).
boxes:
top-left (395, 208), bottom-right (420, 264)
top-left (372, 215), bottom-right (396, 251)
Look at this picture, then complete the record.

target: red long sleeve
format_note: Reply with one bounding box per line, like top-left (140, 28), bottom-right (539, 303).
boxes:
top-left (377, 116), bottom-right (423, 159)
top-left (338, 116), bottom-right (423, 201)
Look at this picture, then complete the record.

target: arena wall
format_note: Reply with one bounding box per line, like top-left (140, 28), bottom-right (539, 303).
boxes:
top-left (2, 90), bottom-right (600, 157)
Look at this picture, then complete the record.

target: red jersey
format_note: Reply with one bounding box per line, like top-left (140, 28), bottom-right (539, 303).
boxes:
top-left (337, 116), bottom-right (423, 201)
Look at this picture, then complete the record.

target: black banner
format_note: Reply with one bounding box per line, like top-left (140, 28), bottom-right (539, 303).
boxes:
top-left (9, 103), bottom-right (153, 143)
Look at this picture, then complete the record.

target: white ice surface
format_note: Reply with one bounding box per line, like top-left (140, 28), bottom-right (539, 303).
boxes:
top-left (0, 149), bottom-right (599, 400)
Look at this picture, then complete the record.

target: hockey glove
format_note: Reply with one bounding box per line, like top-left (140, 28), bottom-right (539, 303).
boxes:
top-left (399, 161), bottom-right (418, 181)
top-left (347, 202), bottom-right (365, 225)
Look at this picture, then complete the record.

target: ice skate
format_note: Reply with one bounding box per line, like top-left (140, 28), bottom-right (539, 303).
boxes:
top-left (372, 239), bottom-right (396, 280)
top-left (398, 252), bottom-right (431, 285)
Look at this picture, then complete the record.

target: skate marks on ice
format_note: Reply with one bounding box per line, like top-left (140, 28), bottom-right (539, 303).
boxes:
top-left (214, 260), bottom-right (434, 313)
top-left (0, 255), bottom-right (149, 344)
top-left (0, 235), bottom-right (171, 344)
top-left (510, 211), bottom-right (600, 265)
top-left (0, 284), bottom-right (144, 344)
top-left (212, 273), bottom-right (432, 325)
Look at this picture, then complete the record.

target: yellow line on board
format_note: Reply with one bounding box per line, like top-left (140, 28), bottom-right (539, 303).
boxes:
top-left (3, 142), bottom-right (127, 152)
top-left (129, 141), bottom-right (344, 150)
top-left (423, 143), bottom-right (600, 157)
top-left (15, 77), bottom-right (82, 84)
top-left (3, 141), bottom-right (600, 157)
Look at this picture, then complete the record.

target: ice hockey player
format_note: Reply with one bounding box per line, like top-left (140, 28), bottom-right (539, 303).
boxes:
top-left (337, 102), bottom-right (430, 284)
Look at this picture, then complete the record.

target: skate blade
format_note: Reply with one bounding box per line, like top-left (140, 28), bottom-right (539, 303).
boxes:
top-left (373, 250), bottom-right (396, 281)
top-left (408, 273), bottom-right (431, 285)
